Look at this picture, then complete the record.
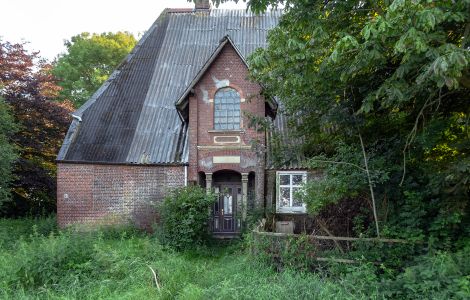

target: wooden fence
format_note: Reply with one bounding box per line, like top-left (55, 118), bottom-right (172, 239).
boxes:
top-left (251, 224), bottom-right (419, 265)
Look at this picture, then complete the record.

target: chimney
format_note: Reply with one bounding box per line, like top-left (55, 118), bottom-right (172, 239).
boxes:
top-left (194, 0), bottom-right (211, 10)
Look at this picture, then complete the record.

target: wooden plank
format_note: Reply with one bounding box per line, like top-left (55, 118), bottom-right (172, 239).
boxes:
top-left (310, 235), bottom-right (411, 244)
top-left (315, 257), bottom-right (358, 264)
top-left (252, 229), bottom-right (414, 244)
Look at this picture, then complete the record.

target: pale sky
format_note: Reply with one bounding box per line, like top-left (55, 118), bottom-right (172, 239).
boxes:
top-left (0, 0), bottom-right (247, 61)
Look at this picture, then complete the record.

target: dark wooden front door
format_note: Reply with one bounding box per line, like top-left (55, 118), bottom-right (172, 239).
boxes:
top-left (211, 184), bottom-right (242, 234)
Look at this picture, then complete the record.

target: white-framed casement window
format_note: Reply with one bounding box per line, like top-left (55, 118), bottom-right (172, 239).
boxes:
top-left (276, 171), bottom-right (307, 213)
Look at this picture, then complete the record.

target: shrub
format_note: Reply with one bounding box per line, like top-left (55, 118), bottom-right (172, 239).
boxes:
top-left (156, 186), bottom-right (215, 250)
top-left (382, 246), bottom-right (470, 299)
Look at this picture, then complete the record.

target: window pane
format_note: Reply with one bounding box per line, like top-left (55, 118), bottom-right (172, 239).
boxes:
top-left (280, 187), bottom-right (290, 207)
top-left (292, 187), bottom-right (303, 207)
top-left (279, 174), bottom-right (290, 185)
top-left (224, 194), bottom-right (233, 214)
top-left (214, 87), bottom-right (240, 130)
top-left (292, 174), bottom-right (304, 185)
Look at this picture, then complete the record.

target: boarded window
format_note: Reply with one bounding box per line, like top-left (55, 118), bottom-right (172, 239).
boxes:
top-left (214, 87), bottom-right (241, 130)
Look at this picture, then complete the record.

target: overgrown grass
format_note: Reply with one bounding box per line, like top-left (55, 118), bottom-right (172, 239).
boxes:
top-left (0, 217), bottom-right (371, 299)
top-left (1, 217), bottom-right (468, 299)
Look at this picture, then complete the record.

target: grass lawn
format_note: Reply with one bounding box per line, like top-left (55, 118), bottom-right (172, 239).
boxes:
top-left (0, 217), bottom-right (375, 300)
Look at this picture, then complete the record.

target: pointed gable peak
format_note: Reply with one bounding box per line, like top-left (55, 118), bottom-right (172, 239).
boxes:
top-left (175, 35), bottom-right (248, 111)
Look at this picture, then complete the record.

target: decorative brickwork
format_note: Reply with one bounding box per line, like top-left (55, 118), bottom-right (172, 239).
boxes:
top-left (188, 42), bottom-right (266, 183)
top-left (57, 43), bottom-right (270, 231)
top-left (57, 163), bottom-right (184, 230)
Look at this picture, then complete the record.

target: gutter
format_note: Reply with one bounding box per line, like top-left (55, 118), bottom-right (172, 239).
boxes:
top-left (56, 159), bottom-right (189, 167)
top-left (184, 165), bottom-right (188, 186)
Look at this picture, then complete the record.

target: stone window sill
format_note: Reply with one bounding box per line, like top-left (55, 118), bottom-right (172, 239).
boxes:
top-left (276, 208), bottom-right (307, 214)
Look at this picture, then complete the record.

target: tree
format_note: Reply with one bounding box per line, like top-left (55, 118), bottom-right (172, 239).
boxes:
top-left (53, 32), bottom-right (137, 107)
top-left (0, 40), bottom-right (73, 216)
top-left (0, 97), bottom-right (18, 209)
top-left (246, 0), bottom-right (469, 245)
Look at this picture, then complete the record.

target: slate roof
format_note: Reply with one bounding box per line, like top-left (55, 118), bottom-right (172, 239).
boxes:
top-left (58, 8), bottom-right (282, 165)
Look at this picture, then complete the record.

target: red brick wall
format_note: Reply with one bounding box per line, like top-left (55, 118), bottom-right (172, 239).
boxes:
top-left (188, 43), bottom-right (266, 180)
top-left (57, 163), bottom-right (185, 230)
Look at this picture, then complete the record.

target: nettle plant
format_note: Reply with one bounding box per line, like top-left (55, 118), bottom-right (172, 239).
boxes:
top-left (155, 186), bottom-right (216, 250)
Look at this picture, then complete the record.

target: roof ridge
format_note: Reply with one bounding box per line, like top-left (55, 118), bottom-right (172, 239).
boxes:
top-left (73, 8), bottom-right (171, 117)
top-left (59, 8), bottom-right (282, 164)
top-left (166, 8), bottom-right (194, 14)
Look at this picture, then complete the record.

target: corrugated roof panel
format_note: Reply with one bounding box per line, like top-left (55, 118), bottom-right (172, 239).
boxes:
top-left (60, 9), bottom-right (282, 165)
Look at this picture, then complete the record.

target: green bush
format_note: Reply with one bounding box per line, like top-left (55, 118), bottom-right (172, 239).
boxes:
top-left (248, 233), bottom-right (319, 272)
top-left (156, 186), bottom-right (216, 250)
top-left (382, 246), bottom-right (470, 299)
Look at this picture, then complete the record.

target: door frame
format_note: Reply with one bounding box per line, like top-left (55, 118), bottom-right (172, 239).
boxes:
top-left (211, 182), bottom-right (242, 234)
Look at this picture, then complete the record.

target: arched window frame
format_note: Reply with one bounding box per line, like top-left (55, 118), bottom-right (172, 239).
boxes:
top-left (213, 87), bottom-right (241, 130)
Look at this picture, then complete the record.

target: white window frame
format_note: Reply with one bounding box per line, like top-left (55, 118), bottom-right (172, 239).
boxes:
top-left (276, 171), bottom-right (307, 214)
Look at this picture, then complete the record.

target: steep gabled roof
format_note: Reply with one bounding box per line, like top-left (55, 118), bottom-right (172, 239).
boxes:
top-left (175, 35), bottom-right (247, 112)
top-left (175, 35), bottom-right (278, 117)
top-left (58, 8), bottom-right (282, 165)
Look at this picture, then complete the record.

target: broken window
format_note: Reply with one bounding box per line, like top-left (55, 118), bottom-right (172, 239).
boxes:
top-left (214, 87), bottom-right (241, 130)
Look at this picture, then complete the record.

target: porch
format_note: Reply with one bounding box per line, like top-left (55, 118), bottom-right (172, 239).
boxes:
top-left (200, 170), bottom-right (256, 237)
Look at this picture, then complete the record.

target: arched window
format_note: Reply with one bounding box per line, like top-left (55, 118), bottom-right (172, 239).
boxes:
top-left (214, 87), bottom-right (241, 130)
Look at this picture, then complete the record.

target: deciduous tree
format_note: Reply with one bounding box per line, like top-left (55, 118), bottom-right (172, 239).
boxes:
top-left (0, 40), bottom-right (73, 216)
top-left (0, 97), bottom-right (18, 209)
top-left (245, 0), bottom-right (469, 244)
top-left (53, 32), bottom-right (137, 107)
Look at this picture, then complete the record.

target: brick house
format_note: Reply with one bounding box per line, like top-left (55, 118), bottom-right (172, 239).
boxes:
top-left (57, 2), bottom-right (309, 235)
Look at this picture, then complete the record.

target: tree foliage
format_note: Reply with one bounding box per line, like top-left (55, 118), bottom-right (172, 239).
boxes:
top-left (0, 97), bottom-right (18, 207)
top-left (53, 32), bottom-right (137, 107)
top-left (247, 0), bottom-right (469, 246)
top-left (0, 40), bottom-right (73, 216)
